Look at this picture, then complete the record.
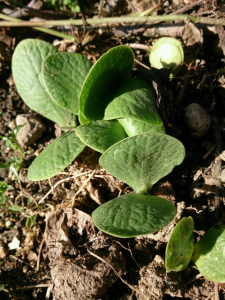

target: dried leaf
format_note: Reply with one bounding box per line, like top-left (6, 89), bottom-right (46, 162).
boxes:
top-left (215, 25), bottom-right (225, 56)
top-left (182, 22), bottom-right (203, 46)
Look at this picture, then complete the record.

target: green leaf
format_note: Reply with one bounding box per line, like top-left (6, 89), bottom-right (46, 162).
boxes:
top-left (12, 39), bottom-right (77, 127)
top-left (42, 52), bottom-right (93, 114)
top-left (78, 111), bottom-right (89, 125)
top-left (104, 78), bottom-right (164, 135)
top-left (75, 120), bottom-right (127, 153)
top-left (99, 133), bottom-right (185, 193)
top-left (118, 118), bottom-right (165, 136)
top-left (92, 193), bottom-right (176, 238)
top-left (0, 181), bottom-right (10, 195)
top-left (79, 45), bottom-right (134, 120)
top-left (25, 215), bottom-right (37, 228)
top-left (192, 225), bottom-right (225, 283)
top-left (10, 205), bottom-right (24, 212)
top-left (0, 284), bottom-right (6, 291)
top-left (166, 217), bottom-right (194, 272)
top-left (28, 131), bottom-right (85, 180)
top-left (0, 163), bottom-right (9, 169)
top-left (0, 194), bottom-right (7, 204)
top-left (14, 124), bottom-right (25, 136)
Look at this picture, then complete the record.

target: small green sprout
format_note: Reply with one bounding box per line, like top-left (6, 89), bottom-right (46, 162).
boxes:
top-left (12, 39), bottom-right (185, 238)
top-left (149, 37), bottom-right (184, 79)
top-left (166, 217), bottom-right (225, 283)
top-left (0, 125), bottom-right (25, 176)
top-left (0, 181), bottom-right (11, 204)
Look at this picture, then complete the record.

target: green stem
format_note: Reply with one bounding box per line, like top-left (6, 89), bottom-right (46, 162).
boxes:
top-left (0, 13), bottom-right (77, 41)
top-left (17, 144), bottom-right (24, 170)
top-left (0, 13), bottom-right (225, 27)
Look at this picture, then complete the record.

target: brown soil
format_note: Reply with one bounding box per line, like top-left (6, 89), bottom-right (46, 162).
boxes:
top-left (1, 0), bottom-right (225, 299)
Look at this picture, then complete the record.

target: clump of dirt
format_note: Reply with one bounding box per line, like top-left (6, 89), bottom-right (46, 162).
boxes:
top-left (45, 209), bottom-right (126, 299)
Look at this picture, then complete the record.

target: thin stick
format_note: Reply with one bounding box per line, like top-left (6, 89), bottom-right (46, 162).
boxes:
top-left (38, 171), bottom-right (93, 204)
top-left (116, 241), bottom-right (141, 268)
top-left (98, 0), bottom-right (104, 18)
top-left (87, 249), bottom-right (140, 294)
top-left (125, 43), bottom-right (151, 50)
top-left (1, 14), bottom-right (225, 27)
top-left (0, 13), bottom-right (77, 41)
top-left (19, 284), bottom-right (51, 289)
top-left (202, 144), bottom-right (216, 159)
top-left (71, 170), bottom-right (96, 207)
top-left (45, 284), bottom-right (53, 300)
top-left (169, 0), bottom-right (208, 15)
top-left (19, 186), bottom-right (39, 208)
top-left (214, 282), bottom-right (220, 300)
top-left (36, 234), bottom-right (45, 272)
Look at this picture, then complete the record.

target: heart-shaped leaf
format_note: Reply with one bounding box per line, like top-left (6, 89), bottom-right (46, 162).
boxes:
top-left (28, 131), bottom-right (85, 180)
top-left (79, 45), bottom-right (134, 120)
top-left (99, 133), bottom-right (185, 194)
top-left (75, 120), bottom-right (127, 153)
top-left (42, 52), bottom-right (93, 114)
top-left (192, 225), bottom-right (225, 283)
top-left (92, 193), bottom-right (176, 238)
top-left (12, 39), bottom-right (77, 127)
top-left (166, 217), bottom-right (194, 272)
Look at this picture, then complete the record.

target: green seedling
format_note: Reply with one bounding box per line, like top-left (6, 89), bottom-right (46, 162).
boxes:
top-left (0, 177), bottom-right (25, 215)
top-left (49, 0), bottom-right (80, 12)
top-left (25, 214), bottom-right (37, 228)
top-left (12, 39), bottom-right (185, 238)
top-left (166, 217), bottom-right (225, 283)
top-left (0, 125), bottom-right (25, 176)
top-left (0, 181), bottom-right (11, 204)
top-left (149, 37), bottom-right (184, 79)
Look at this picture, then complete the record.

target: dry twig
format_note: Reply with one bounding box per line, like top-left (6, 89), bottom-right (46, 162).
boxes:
top-left (39, 171), bottom-right (93, 204)
top-left (87, 249), bottom-right (140, 294)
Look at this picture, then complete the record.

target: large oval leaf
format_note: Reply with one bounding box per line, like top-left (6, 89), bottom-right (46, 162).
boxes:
top-left (12, 39), bottom-right (77, 127)
top-left (192, 225), bottom-right (225, 283)
top-left (99, 133), bottom-right (185, 194)
top-left (28, 131), bottom-right (85, 181)
top-left (92, 193), bottom-right (176, 238)
top-left (166, 217), bottom-right (194, 272)
top-left (42, 52), bottom-right (93, 114)
top-left (75, 120), bottom-right (127, 153)
top-left (79, 45), bottom-right (134, 120)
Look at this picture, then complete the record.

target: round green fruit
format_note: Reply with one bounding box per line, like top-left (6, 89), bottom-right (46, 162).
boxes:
top-left (149, 37), bottom-right (184, 79)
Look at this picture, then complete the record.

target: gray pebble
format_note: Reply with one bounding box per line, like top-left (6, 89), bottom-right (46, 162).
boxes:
top-left (16, 114), bottom-right (46, 148)
top-left (184, 103), bottom-right (211, 138)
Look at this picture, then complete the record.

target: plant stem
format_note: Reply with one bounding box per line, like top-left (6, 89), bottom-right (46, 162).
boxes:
top-left (17, 143), bottom-right (24, 171)
top-left (0, 13), bottom-right (77, 41)
top-left (0, 13), bottom-right (225, 27)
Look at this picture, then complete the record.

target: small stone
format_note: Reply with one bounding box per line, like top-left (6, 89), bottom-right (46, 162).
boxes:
top-left (16, 114), bottom-right (46, 148)
top-left (5, 220), bottom-right (14, 228)
top-left (23, 265), bottom-right (29, 273)
top-left (8, 120), bottom-right (16, 130)
top-left (0, 245), bottom-right (8, 259)
top-left (184, 103), bottom-right (211, 138)
top-left (0, 220), bottom-right (5, 228)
